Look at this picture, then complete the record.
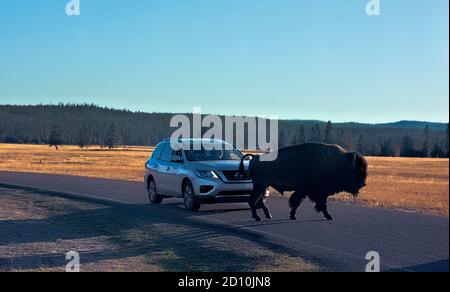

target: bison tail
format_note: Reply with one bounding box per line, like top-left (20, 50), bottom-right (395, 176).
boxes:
top-left (239, 154), bottom-right (253, 175)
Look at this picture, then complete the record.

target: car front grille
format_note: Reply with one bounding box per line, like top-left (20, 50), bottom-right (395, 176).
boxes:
top-left (221, 170), bottom-right (252, 181)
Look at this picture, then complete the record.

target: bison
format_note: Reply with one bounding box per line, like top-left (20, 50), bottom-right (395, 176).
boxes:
top-left (239, 143), bottom-right (368, 222)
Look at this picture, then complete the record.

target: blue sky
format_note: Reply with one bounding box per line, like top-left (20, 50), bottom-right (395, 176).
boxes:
top-left (0, 0), bottom-right (448, 123)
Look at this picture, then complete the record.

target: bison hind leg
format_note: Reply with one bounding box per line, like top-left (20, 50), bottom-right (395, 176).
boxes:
top-left (313, 197), bottom-right (334, 221)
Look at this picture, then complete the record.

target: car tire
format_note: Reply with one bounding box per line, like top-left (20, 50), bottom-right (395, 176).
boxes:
top-left (183, 181), bottom-right (201, 212)
top-left (147, 178), bottom-right (163, 205)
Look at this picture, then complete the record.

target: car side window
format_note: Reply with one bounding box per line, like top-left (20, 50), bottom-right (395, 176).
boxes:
top-left (160, 143), bottom-right (173, 162)
top-left (152, 144), bottom-right (164, 160)
top-left (172, 149), bottom-right (183, 162)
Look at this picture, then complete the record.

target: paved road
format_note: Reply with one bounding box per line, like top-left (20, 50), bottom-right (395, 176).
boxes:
top-left (0, 171), bottom-right (448, 272)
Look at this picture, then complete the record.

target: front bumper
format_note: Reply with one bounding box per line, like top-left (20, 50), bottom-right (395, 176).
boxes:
top-left (191, 177), bottom-right (253, 202)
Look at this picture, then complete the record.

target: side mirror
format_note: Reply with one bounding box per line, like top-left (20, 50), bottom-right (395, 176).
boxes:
top-left (171, 154), bottom-right (183, 163)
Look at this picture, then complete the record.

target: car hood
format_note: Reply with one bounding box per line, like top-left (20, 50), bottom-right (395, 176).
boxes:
top-left (185, 160), bottom-right (249, 171)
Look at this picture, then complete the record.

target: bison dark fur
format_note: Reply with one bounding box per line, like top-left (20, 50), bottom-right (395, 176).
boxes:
top-left (240, 143), bottom-right (368, 221)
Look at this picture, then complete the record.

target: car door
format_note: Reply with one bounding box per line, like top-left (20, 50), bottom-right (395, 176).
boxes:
top-left (156, 143), bottom-right (173, 194)
top-left (146, 143), bottom-right (165, 192)
top-left (165, 150), bottom-right (185, 196)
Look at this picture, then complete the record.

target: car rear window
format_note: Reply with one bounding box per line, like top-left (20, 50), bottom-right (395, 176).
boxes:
top-left (152, 144), bottom-right (164, 160)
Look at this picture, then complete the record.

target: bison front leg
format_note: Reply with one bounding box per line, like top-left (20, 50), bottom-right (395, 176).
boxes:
top-left (248, 196), bottom-right (261, 221)
top-left (249, 185), bottom-right (268, 222)
top-left (289, 192), bottom-right (306, 220)
top-left (256, 198), bottom-right (272, 220)
top-left (314, 198), bottom-right (333, 221)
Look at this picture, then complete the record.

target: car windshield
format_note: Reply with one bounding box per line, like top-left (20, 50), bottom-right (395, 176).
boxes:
top-left (185, 146), bottom-right (243, 162)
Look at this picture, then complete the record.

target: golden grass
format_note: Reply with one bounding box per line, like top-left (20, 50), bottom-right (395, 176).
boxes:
top-left (349, 157), bottom-right (449, 216)
top-left (0, 143), bottom-right (152, 181)
top-left (0, 143), bottom-right (448, 216)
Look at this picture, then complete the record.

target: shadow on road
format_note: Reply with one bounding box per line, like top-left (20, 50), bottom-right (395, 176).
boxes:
top-left (236, 219), bottom-right (329, 229)
top-left (0, 190), bottom-right (320, 272)
top-left (386, 259), bottom-right (449, 272)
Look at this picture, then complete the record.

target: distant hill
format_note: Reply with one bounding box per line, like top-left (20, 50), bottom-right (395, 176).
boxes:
top-left (0, 104), bottom-right (448, 158)
top-left (285, 120), bottom-right (448, 131)
top-left (376, 121), bottom-right (448, 131)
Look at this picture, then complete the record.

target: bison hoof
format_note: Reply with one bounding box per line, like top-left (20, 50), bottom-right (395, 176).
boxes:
top-left (325, 215), bottom-right (334, 221)
top-left (290, 215), bottom-right (297, 221)
top-left (253, 216), bottom-right (262, 222)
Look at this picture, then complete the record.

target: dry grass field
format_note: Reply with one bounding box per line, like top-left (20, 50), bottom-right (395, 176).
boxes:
top-left (336, 157), bottom-right (449, 216)
top-left (0, 144), bottom-right (448, 216)
top-left (0, 143), bottom-right (152, 181)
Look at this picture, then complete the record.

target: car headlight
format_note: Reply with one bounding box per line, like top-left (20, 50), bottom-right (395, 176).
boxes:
top-left (194, 170), bottom-right (219, 179)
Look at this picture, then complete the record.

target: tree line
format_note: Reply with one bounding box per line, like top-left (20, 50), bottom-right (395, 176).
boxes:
top-left (0, 104), bottom-right (448, 158)
top-left (278, 121), bottom-right (448, 158)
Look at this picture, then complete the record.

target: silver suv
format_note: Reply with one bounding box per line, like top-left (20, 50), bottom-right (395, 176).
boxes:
top-left (144, 139), bottom-right (253, 211)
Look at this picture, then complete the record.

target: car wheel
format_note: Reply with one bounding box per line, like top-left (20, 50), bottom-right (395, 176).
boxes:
top-left (183, 181), bottom-right (201, 212)
top-left (148, 178), bottom-right (163, 204)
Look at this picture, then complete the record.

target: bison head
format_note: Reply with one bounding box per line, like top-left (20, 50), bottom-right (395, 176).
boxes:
top-left (344, 152), bottom-right (368, 196)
